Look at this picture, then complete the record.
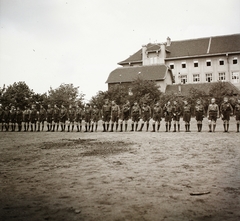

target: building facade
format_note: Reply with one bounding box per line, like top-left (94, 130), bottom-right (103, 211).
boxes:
top-left (111, 34), bottom-right (240, 91)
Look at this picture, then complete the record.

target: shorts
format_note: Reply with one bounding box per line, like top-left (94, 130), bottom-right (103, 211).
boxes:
top-left (153, 114), bottom-right (161, 122)
top-left (60, 116), bottom-right (67, 123)
top-left (172, 114), bottom-right (180, 121)
top-left (208, 112), bottom-right (217, 122)
top-left (165, 114), bottom-right (172, 122)
top-left (47, 116), bottom-right (52, 123)
top-left (132, 113), bottom-right (140, 122)
top-left (53, 116), bottom-right (59, 123)
top-left (222, 111), bottom-right (231, 121)
top-left (38, 115), bottom-right (46, 123)
top-left (92, 115), bottom-right (99, 122)
top-left (85, 114), bottom-right (91, 123)
top-left (122, 112), bottom-right (130, 121)
top-left (111, 113), bottom-right (119, 122)
top-left (183, 112), bottom-right (191, 122)
top-left (30, 118), bottom-right (37, 124)
top-left (68, 116), bottom-right (75, 123)
top-left (195, 111), bottom-right (204, 121)
top-left (142, 113), bottom-right (150, 122)
top-left (103, 112), bottom-right (111, 122)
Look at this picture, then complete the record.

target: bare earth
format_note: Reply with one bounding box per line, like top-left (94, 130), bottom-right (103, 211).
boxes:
top-left (0, 118), bottom-right (240, 221)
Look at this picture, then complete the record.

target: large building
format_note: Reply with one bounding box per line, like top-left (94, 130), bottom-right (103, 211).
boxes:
top-left (106, 33), bottom-right (240, 93)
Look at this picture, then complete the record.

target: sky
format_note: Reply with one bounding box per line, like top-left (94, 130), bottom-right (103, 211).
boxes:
top-left (0, 0), bottom-right (240, 101)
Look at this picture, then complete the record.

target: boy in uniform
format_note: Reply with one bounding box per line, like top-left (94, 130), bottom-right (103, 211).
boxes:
top-left (220, 97), bottom-right (233, 132)
top-left (102, 99), bottom-right (111, 132)
top-left (151, 102), bottom-right (162, 132)
top-left (163, 101), bottom-right (172, 132)
top-left (91, 105), bottom-right (100, 132)
top-left (194, 99), bottom-right (205, 132)
top-left (52, 104), bottom-right (60, 132)
top-left (9, 106), bottom-right (17, 131)
top-left (207, 98), bottom-right (219, 132)
top-left (16, 107), bottom-right (23, 132)
top-left (30, 104), bottom-right (38, 132)
top-left (2, 106), bottom-right (10, 131)
top-left (37, 105), bottom-right (46, 131)
top-left (234, 98), bottom-right (240, 132)
top-left (59, 104), bottom-right (67, 132)
top-left (182, 100), bottom-right (191, 132)
top-left (138, 102), bottom-right (151, 132)
top-left (67, 105), bottom-right (75, 132)
top-left (46, 104), bottom-right (53, 132)
top-left (75, 105), bottom-right (83, 132)
top-left (131, 101), bottom-right (141, 131)
top-left (84, 103), bottom-right (92, 132)
top-left (110, 101), bottom-right (120, 132)
top-left (23, 106), bottom-right (30, 132)
top-left (120, 100), bottom-right (131, 132)
top-left (0, 104), bottom-right (3, 131)
top-left (172, 100), bottom-right (181, 132)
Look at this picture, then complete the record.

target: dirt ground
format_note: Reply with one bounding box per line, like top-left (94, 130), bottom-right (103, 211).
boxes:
top-left (0, 118), bottom-right (240, 221)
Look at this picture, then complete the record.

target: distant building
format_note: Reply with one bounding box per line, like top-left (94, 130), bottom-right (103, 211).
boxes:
top-left (106, 33), bottom-right (240, 94)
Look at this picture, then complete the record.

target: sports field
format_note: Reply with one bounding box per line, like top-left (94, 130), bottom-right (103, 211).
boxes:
top-left (0, 118), bottom-right (239, 221)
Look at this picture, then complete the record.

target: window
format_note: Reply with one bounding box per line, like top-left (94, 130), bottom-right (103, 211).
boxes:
top-left (180, 75), bottom-right (187, 84)
top-left (206, 73), bottom-right (212, 82)
top-left (182, 62), bottom-right (186, 68)
top-left (193, 74), bottom-right (200, 82)
top-left (170, 63), bottom-right (174, 69)
top-left (219, 72), bottom-right (226, 81)
top-left (232, 72), bottom-right (239, 83)
top-left (194, 61), bottom-right (198, 67)
top-left (149, 57), bottom-right (157, 65)
top-left (219, 60), bottom-right (224, 65)
top-left (233, 58), bottom-right (238, 64)
top-left (206, 60), bottom-right (211, 66)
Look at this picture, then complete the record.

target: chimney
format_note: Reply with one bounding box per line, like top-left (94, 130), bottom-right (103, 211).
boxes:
top-left (159, 43), bottom-right (166, 64)
top-left (142, 45), bottom-right (147, 66)
top-left (166, 37), bottom-right (171, 46)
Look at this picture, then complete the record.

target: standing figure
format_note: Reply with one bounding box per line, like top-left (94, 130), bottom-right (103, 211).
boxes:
top-left (46, 104), bottom-right (53, 131)
top-left (75, 105), bottom-right (83, 132)
top-left (9, 106), bottom-right (17, 131)
top-left (23, 106), bottom-right (30, 132)
top-left (138, 102), bottom-right (151, 132)
top-left (182, 100), bottom-right (191, 132)
top-left (67, 105), bottom-right (75, 132)
top-left (207, 98), bottom-right (219, 132)
top-left (151, 102), bottom-right (162, 132)
top-left (59, 105), bottom-right (67, 132)
top-left (2, 106), bottom-right (10, 131)
top-left (84, 103), bottom-right (92, 132)
top-left (38, 105), bottom-right (46, 131)
top-left (163, 101), bottom-right (172, 132)
top-left (16, 107), bottom-right (23, 132)
top-left (110, 101), bottom-right (120, 132)
top-left (194, 99), bottom-right (205, 132)
top-left (52, 104), bottom-right (60, 132)
top-left (234, 98), bottom-right (240, 132)
top-left (30, 105), bottom-right (38, 132)
top-left (120, 100), bottom-right (131, 132)
top-left (172, 100), bottom-right (181, 132)
top-left (131, 101), bottom-right (141, 131)
top-left (91, 105), bottom-right (100, 132)
top-left (0, 104), bottom-right (3, 131)
top-left (102, 99), bottom-right (111, 132)
top-left (220, 97), bottom-right (233, 132)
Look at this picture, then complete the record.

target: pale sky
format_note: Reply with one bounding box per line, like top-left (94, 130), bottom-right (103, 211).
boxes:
top-left (0, 0), bottom-right (240, 101)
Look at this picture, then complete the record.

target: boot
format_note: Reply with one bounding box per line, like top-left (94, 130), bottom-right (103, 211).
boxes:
top-left (72, 125), bottom-right (74, 132)
top-left (64, 125), bottom-right (66, 131)
top-left (208, 124), bottom-right (212, 132)
top-left (79, 125), bottom-right (82, 132)
top-left (31, 125), bottom-right (33, 132)
top-left (49, 124), bottom-right (52, 131)
top-left (84, 125), bottom-right (88, 132)
top-left (120, 124), bottom-right (123, 132)
top-left (106, 123), bottom-right (109, 131)
top-left (77, 125), bottom-right (79, 132)
top-left (237, 123), bottom-right (239, 133)
top-left (110, 124), bottom-right (114, 132)
top-left (95, 124), bottom-right (98, 132)
top-left (91, 125), bottom-right (94, 132)
top-left (199, 124), bottom-right (202, 132)
top-left (116, 124), bottom-right (118, 132)
top-left (157, 124), bottom-right (160, 132)
top-left (125, 124), bottom-right (128, 132)
top-left (178, 124), bottom-right (180, 132)
top-left (135, 123), bottom-right (138, 131)
top-left (173, 124), bottom-right (176, 132)
top-left (165, 124), bottom-right (168, 132)
top-left (56, 125), bottom-right (59, 131)
top-left (42, 125), bottom-right (44, 131)
top-left (223, 123), bottom-right (226, 132)
top-left (130, 124), bottom-right (134, 132)
top-left (37, 123), bottom-right (40, 132)
top-left (138, 123), bottom-right (144, 131)
top-left (151, 124), bottom-right (155, 132)
top-left (213, 124), bottom-right (216, 132)
top-left (24, 124), bottom-right (27, 132)
top-left (197, 124), bottom-right (200, 132)
top-left (102, 123), bottom-right (106, 132)
top-left (146, 123), bottom-right (149, 132)
top-left (88, 124), bottom-right (91, 131)
top-left (52, 125), bottom-right (55, 132)
top-left (169, 123), bottom-right (171, 132)
top-left (68, 126), bottom-right (70, 132)
top-left (34, 124), bottom-right (36, 131)
top-left (188, 124), bottom-right (191, 132)
top-left (226, 123), bottom-right (229, 132)
top-left (185, 124), bottom-right (187, 132)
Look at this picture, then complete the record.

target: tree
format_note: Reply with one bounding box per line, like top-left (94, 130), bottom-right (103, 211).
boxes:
top-left (47, 83), bottom-right (84, 107)
top-left (1, 81), bottom-right (34, 109)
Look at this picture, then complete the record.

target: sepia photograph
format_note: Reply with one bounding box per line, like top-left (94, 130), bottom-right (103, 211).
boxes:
top-left (0, 0), bottom-right (240, 220)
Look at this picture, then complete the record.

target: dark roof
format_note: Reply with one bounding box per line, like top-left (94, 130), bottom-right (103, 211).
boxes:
top-left (106, 65), bottom-right (173, 84)
top-left (118, 34), bottom-right (240, 64)
top-left (165, 82), bottom-right (240, 96)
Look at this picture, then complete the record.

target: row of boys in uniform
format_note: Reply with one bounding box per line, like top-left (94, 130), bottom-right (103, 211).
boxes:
top-left (0, 97), bottom-right (240, 133)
